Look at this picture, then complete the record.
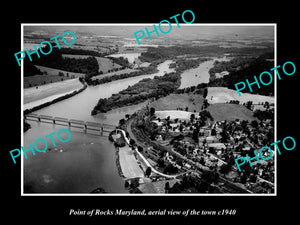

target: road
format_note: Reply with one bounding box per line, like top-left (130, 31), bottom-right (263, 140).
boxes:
top-left (125, 113), bottom-right (253, 193)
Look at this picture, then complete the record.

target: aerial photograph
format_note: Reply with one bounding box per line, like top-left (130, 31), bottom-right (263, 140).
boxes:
top-left (22, 24), bottom-right (275, 194)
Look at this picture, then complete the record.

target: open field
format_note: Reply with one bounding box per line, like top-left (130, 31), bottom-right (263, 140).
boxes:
top-left (155, 110), bottom-right (194, 120)
top-left (118, 146), bottom-right (144, 179)
top-left (155, 110), bottom-right (193, 120)
top-left (207, 87), bottom-right (274, 104)
top-left (150, 93), bottom-right (257, 121)
top-left (24, 78), bottom-right (84, 104)
top-left (206, 103), bottom-right (257, 121)
top-left (24, 65), bottom-right (85, 88)
top-left (62, 54), bottom-right (90, 59)
top-left (107, 53), bottom-right (141, 64)
top-left (24, 75), bottom-right (71, 88)
top-left (34, 65), bottom-right (85, 77)
top-left (150, 93), bottom-right (205, 112)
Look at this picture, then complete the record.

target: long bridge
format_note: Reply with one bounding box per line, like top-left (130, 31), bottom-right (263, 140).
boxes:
top-left (24, 113), bottom-right (116, 135)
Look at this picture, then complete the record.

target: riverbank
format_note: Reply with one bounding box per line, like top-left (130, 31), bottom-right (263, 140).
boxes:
top-left (24, 78), bottom-right (84, 104)
top-left (111, 130), bottom-right (145, 179)
top-left (24, 80), bottom-right (86, 114)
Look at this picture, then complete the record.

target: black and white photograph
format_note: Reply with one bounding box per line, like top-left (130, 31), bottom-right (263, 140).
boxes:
top-left (22, 24), bottom-right (276, 195)
top-left (4, 3), bottom-right (298, 224)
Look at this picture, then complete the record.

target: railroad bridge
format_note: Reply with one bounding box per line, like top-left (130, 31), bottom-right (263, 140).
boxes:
top-left (24, 113), bottom-right (116, 134)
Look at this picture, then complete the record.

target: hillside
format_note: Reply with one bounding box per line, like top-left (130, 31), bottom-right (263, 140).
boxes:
top-left (206, 103), bottom-right (257, 121)
top-left (207, 87), bottom-right (274, 104)
top-left (208, 54), bottom-right (275, 96)
top-left (150, 93), bottom-right (204, 112)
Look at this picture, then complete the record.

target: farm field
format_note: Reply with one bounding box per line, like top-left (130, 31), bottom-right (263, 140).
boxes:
top-left (150, 93), bottom-right (258, 122)
top-left (206, 103), bottom-right (257, 121)
top-left (24, 74), bottom-right (70, 88)
top-left (24, 65), bottom-right (85, 88)
top-left (150, 93), bottom-right (205, 112)
top-left (207, 87), bottom-right (274, 104)
top-left (62, 54), bottom-right (122, 73)
top-left (155, 110), bottom-right (194, 120)
top-left (34, 65), bottom-right (85, 77)
top-left (107, 53), bottom-right (141, 64)
top-left (24, 78), bottom-right (84, 104)
top-left (118, 146), bottom-right (144, 179)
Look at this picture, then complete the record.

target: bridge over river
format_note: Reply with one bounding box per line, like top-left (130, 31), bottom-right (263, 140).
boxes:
top-left (24, 113), bottom-right (116, 135)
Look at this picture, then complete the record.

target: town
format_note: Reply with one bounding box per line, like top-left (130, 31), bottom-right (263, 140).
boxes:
top-left (112, 90), bottom-right (275, 194)
top-left (22, 25), bottom-right (276, 195)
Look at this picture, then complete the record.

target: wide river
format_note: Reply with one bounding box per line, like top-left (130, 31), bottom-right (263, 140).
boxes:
top-left (179, 56), bottom-right (230, 89)
top-left (24, 60), bottom-right (175, 194)
top-left (24, 57), bottom-right (225, 194)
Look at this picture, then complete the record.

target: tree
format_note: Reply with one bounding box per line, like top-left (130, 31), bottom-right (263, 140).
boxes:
top-left (245, 101), bottom-right (253, 110)
top-left (251, 120), bottom-right (259, 128)
top-left (211, 128), bottom-right (216, 136)
top-left (145, 167), bottom-right (152, 177)
top-left (164, 163), bottom-right (178, 174)
top-left (129, 139), bottom-right (136, 146)
top-left (150, 107), bottom-right (156, 117)
top-left (203, 99), bottom-right (209, 109)
top-left (190, 114), bottom-right (195, 123)
top-left (165, 182), bottom-right (170, 193)
top-left (137, 146), bottom-right (143, 152)
top-left (203, 88), bottom-right (208, 98)
top-left (58, 71), bottom-right (64, 76)
top-left (220, 129), bottom-right (229, 143)
top-left (192, 128), bottom-right (199, 143)
top-left (264, 101), bottom-right (270, 109)
top-left (219, 164), bottom-right (231, 176)
top-left (129, 178), bottom-right (139, 189)
top-left (157, 157), bottom-right (165, 167)
top-left (119, 118), bottom-right (125, 126)
top-left (124, 180), bottom-right (129, 188)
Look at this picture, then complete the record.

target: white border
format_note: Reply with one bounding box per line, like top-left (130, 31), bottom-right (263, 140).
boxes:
top-left (21, 23), bottom-right (277, 196)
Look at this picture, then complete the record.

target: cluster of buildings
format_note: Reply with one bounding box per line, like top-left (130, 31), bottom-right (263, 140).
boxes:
top-left (145, 109), bottom-right (275, 193)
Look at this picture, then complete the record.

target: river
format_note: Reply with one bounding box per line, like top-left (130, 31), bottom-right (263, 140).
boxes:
top-left (24, 60), bottom-right (174, 194)
top-left (179, 56), bottom-right (231, 89)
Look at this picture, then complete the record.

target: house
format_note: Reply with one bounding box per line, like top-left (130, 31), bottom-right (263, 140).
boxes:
top-left (184, 163), bottom-right (192, 169)
top-left (206, 136), bottom-right (218, 143)
top-left (207, 142), bottom-right (226, 150)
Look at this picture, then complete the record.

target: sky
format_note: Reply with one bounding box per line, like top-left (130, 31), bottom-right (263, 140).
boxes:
top-left (24, 25), bottom-right (274, 41)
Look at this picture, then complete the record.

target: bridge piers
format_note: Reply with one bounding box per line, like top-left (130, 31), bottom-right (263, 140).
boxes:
top-left (24, 113), bottom-right (116, 135)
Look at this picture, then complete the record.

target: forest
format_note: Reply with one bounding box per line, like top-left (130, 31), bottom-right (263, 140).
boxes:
top-left (139, 45), bottom-right (273, 62)
top-left (208, 52), bottom-right (275, 96)
top-left (24, 45), bottom-right (99, 77)
top-left (91, 72), bottom-right (181, 115)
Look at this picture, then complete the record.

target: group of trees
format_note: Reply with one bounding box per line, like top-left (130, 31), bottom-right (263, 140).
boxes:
top-left (174, 83), bottom-right (208, 95)
top-left (209, 56), bottom-right (255, 81)
top-left (139, 46), bottom-right (273, 63)
top-left (167, 171), bottom-right (219, 193)
top-left (91, 72), bottom-right (181, 114)
top-left (24, 45), bottom-right (99, 77)
top-left (60, 48), bottom-right (106, 57)
top-left (253, 108), bottom-right (274, 121)
top-left (169, 58), bottom-right (209, 73)
top-left (106, 56), bottom-right (130, 68)
top-left (208, 53), bottom-right (275, 96)
top-left (85, 62), bottom-right (159, 86)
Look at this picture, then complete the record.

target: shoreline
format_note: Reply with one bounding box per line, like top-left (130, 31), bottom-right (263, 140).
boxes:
top-left (24, 82), bottom-right (87, 114)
